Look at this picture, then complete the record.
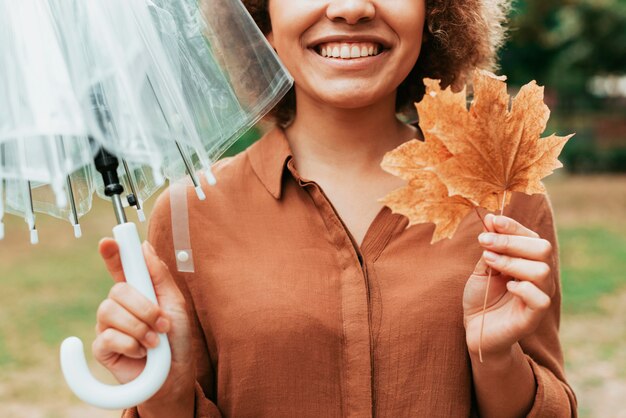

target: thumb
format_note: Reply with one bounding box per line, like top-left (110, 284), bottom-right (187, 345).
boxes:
top-left (141, 241), bottom-right (183, 304)
top-left (472, 254), bottom-right (490, 277)
top-left (99, 238), bottom-right (126, 283)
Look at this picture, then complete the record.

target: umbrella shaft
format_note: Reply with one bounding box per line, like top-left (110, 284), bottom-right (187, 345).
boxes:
top-left (111, 194), bottom-right (127, 225)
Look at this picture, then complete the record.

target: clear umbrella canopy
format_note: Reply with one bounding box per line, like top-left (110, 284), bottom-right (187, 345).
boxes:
top-left (0, 0), bottom-right (293, 241)
top-left (0, 0), bottom-right (292, 409)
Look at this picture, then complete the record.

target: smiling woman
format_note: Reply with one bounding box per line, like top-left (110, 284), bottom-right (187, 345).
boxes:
top-left (90, 1), bottom-right (577, 417)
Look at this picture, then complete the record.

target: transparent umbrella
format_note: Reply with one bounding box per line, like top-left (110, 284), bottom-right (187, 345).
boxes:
top-left (0, 0), bottom-right (292, 409)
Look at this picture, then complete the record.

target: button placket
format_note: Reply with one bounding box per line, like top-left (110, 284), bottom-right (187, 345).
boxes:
top-left (299, 180), bottom-right (374, 418)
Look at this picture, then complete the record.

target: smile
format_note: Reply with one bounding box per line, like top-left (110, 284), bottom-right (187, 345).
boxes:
top-left (315, 42), bottom-right (383, 59)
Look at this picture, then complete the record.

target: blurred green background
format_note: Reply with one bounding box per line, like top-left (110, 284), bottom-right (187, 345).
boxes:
top-left (1, 0), bottom-right (625, 417)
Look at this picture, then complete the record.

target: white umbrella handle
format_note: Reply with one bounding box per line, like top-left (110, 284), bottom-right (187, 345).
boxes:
top-left (60, 222), bottom-right (172, 410)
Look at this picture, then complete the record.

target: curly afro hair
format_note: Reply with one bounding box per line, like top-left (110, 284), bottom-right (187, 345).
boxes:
top-left (241, 0), bottom-right (511, 126)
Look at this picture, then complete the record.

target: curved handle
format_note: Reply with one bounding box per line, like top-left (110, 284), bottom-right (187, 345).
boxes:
top-left (60, 222), bottom-right (172, 409)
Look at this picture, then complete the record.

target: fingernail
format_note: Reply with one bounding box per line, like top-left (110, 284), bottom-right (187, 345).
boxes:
top-left (478, 233), bottom-right (495, 245)
top-left (156, 317), bottom-right (170, 333)
top-left (99, 240), bottom-right (116, 258)
top-left (483, 250), bottom-right (499, 262)
top-left (145, 331), bottom-right (159, 347)
top-left (139, 347), bottom-right (147, 357)
top-left (507, 280), bottom-right (519, 290)
top-left (495, 216), bottom-right (508, 228)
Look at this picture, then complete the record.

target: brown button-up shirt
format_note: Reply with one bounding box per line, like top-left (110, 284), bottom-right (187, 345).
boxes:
top-left (125, 128), bottom-right (576, 417)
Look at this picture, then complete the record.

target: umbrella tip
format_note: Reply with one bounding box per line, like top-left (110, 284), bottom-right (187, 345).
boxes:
top-left (73, 224), bottom-right (82, 239)
top-left (137, 209), bottom-right (146, 223)
top-left (55, 189), bottom-right (68, 209)
top-left (195, 186), bottom-right (206, 201)
top-left (30, 229), bottom-right (39, 245)
top-left (204, 169), bottom-right (217, 187)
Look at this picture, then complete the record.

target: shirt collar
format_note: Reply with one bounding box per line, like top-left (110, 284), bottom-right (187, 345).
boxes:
top-left (246, 127), bottom-right (293, 200)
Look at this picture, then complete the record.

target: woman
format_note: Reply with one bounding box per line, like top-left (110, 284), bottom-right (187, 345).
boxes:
top-left (94, 0), bottom-right (577, 416)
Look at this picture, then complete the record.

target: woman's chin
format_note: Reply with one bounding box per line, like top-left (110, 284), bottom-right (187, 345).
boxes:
top-left (311, 90), bottom-right (390, 111)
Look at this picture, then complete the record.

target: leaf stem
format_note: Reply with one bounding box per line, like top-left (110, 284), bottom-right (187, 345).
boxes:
top-left (478, 190), bottom-right (508, 363)
top-left (473, 206), bottom-right (488, 231)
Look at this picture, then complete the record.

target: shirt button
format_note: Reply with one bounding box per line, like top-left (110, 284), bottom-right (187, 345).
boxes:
top-left (177, 251), bottom-right (190, 263)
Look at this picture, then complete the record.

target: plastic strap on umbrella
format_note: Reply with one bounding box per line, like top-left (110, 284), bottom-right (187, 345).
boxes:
top-left (169, 180), bottom-right (195, 273)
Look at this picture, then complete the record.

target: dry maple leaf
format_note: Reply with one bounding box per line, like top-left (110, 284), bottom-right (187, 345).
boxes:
top-left (380, 69), bottom-right (573, 243)
top-left (380, 135), bottom-right (474, 243)
top-left (381, 171), bottom-right (475, 244)
top-left (422, 69), bottom-right (573, 212)
top-left (380, 135), bottom-right (452, 179)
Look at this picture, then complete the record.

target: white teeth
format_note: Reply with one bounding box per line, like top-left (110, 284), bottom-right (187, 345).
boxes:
top-left (316, 42), bottom-right (382, 59)
top-left (340, 45), bottom-right (350, 58)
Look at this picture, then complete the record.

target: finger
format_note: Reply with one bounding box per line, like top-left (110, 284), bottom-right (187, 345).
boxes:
top-left (484, 214), bottom-right (539, 238)
top-left (108, 282), bottom-right (169, 333)
top-left (507, 281), bottom-right (551, 311)
top-left (505, 281), bottom-right (551, 336)
top-left (99, 238), bottom-right (125, 283)
top-left (93, 328), bottom-right (147, 362)
top-left (482, 250), bottom-right (554, 295)
top-left (471, 254), bottom-right (504, 277)
top-left (478, 233), bottom-right (553, 262)
top-left (142, 241), bottom-right (184, 304)
top-left (96, 299), bottom-right (161, 348)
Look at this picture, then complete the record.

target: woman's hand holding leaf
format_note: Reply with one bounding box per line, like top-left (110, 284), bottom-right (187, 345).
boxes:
top-left (463, 214), bottom-right (555, 359)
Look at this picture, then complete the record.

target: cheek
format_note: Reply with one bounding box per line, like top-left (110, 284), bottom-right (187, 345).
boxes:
top-left (385, 3), bottom-right (427, 78)
top-left (388, 0), bottom-right (427, 34)
top-left (391, 2), bottom-right (426, 48)
top-left (267, 1), bottom-right (320, 57)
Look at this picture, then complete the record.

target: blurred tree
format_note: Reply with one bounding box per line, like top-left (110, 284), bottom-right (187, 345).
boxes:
top-left (501, 0), bottom-right (626, 101)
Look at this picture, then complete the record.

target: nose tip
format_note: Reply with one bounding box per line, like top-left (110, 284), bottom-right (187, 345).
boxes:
top-left (326, 0), bottom-right (376, 25)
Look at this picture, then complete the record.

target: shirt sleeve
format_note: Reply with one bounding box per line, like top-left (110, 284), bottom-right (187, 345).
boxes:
top-left (517, 193), bottom-right (578, 417)
top-left (121, 188), bottom-right (223, 418)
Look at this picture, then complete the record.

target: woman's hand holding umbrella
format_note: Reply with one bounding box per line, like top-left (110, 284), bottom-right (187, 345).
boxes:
top-left (93, 239), bottom-right (195, 415)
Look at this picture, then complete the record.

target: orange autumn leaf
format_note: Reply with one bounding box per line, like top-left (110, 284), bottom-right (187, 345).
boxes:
top-left (380, 69), bottom-right (573, 243)
top-left (380, 171), bottom-right (475, 244)
top-left (422, 69), bottom-right (573, 212)
top-left (380, 134), bottom-right (474, 244)
top-left (380, 136), bottom-right (452, 180)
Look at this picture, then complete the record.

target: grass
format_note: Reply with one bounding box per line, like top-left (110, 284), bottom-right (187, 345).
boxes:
top-left (544, 174), bottom-right (626, 314)
top-left (558, 227), bottom-right (626, 314)
top-left (0, 202), bottom-right (138, 417)
top-left (1, 215), bottom-right (111, 365)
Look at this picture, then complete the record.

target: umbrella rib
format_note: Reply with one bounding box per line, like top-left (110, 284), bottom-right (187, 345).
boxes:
top-left (121, 159), bottom-right (142, 213)
top-left (145, 76), bottom-right (202, 190)
top-left (56, 137), bottom-right (80, 231)
top-left (66, 176), bottom-right (79, 224)
top-left (26, 180), bottom-right (38, 243)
